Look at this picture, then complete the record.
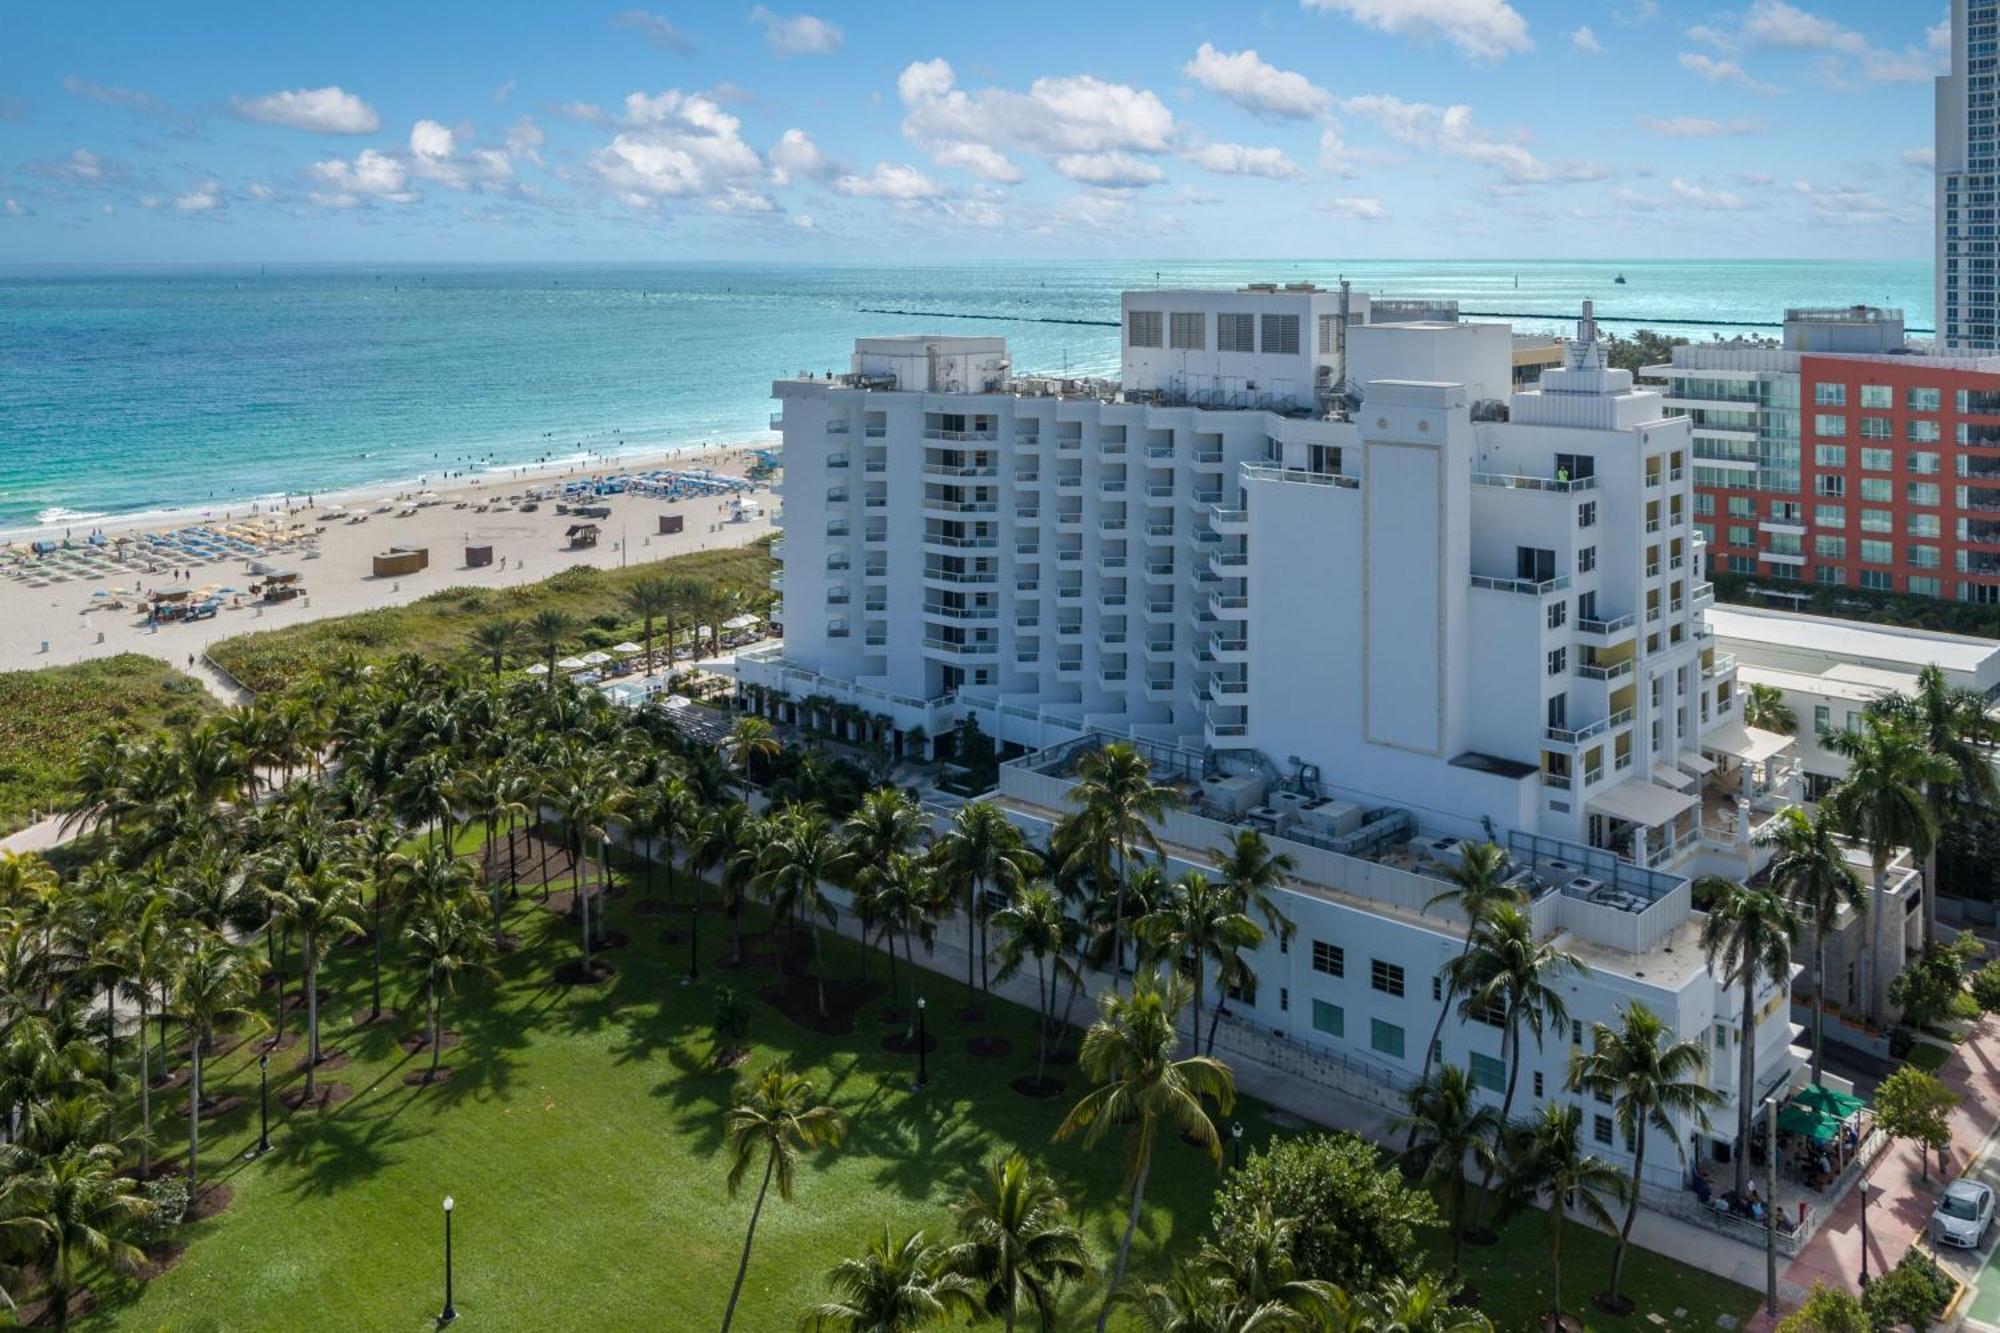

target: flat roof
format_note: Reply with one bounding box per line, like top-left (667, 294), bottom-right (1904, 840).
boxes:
top-left (1736, 663), bottom-right (1906, 705)
top-left (1707, 604), bottom-right (2000, 676)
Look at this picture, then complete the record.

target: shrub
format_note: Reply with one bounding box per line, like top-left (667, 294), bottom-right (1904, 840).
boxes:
top-left (137, 1174), bottom-right (191, 1246)
top-left (712, 985), bottom-right (749, 1047)
top-left (1970, 959), bottom-right (2000, 1015)
top-left (1863, 1251), bottom-right (1954, 1331)
top-left (1888, 938), bottom-right (1980, 1032)
top-left (1209, 1132), bottom-right (1438, 1292)
top-left (1778, 1283), bottom-right (1870, 1333)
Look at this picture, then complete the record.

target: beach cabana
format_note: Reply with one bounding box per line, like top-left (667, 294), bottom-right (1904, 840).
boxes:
top-left (565, 523), bottom-right (600, 549)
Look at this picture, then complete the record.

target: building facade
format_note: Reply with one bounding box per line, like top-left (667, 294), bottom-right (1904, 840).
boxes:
top-left (1939, 0), bottom-right (1998, 351)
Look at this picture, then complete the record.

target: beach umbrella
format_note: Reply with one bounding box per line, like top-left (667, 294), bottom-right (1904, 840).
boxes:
top-left (556, 656), bottom-right (587, 671)
top-left (579, 650), bottom-right (613, 666)
top-left (611, 641), bottom-right (644, 655)
top-left (722, 613), bottom-right (760, 631)
top-left (523, 663), bottom-right (549, 676)
top-left (1793, 1084), bottom-right (1866, 1118)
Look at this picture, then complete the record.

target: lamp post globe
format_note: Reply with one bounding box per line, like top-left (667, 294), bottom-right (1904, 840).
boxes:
top-left (1231, 1121), bottom-right (1243, 1170)
top-left (914, 996), bottom-right (929, 1091)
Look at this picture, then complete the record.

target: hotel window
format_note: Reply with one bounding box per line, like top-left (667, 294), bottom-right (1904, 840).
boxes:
top-left (1860, 448), bottom-right (1893, 471)
top-left (1861, 569), bottom-right (1893, 591)
top-left (1728, 524), bottom-right (1752, 546)
top-left (1311, 940), bottom-right (1344, 977)
top-left (1533, 1071), bottom-right (1545, 1097)
top-left (1861, 539), bottom-right (1894, 564)
top-left (1909, 387), bottom-right (1943, 412)
top-left (1908, 482), bottom-right (1943, 506)
top-left (1861, 508), bottom-right (1893, 532)
top-left (1469, 1053), bottom-right (1506, 1092)
top-left (1912, 575), bottom-right (1943, 596)
top-left (1217, 313), bottom-right (1255, 352)
top-left (1860, 478), bottom-right (1893, 502)
top-left (1318, 313), bottom-right (1339, 354)
top-left (1814, 445), bottom-right (1846, 467)
top-left (1127, 310), bottom-right (1163, 348)
top-left (1860, 384), bottom-right (1893, 409)
top-left (1547, 646), bottom-right (1567, 676)
top-left (1815, 565), bottom-right (1845, 585)
top-left (1815, 475), bottom-right (1846, 498)
top-left (1860, 418), bottom-right (1893, 441)
top-left (1813, 383), bottom-right (1847, 406)
top-left (1594, 1114), bottom-right (1615, 1146)
top-left (1910, 513), bottom-right (1941, 538)
top-left (1370, 958), bottom-right (1405, 997)
top-left (1696, 493), bottom-right (1715, 516)
top-left (1311, 999), bottom-right (1343, 1037)
top-left (1578, 501), bottom-right (1597, 528)
top-left (1814, 504), bottom-right (1846, 528)
top-left (1370, 1019), bottom-right (1405, 1060)
top-left (1546, 600), bottom-right (1567, 630)
top-left (1814, 704), bottom-right (1830, 735)
top-left (1168, 312), bottom-right (1206, 350)
top-left (1911, 451), bottom-right (1941, 474)
top-left (1910, 420), bottom-right (1942, 443)
top-left (1432, 976), bottom-right (1442, 1002)
top-left (1814, 413), bottom-right (1848, 437)
top-left (1260, 314), bottom-right (1300, 355)
top-left (1279, 987), bottom-right (1289, 1012)
top-left (1910, 545), bottom-right (1942, 569)
top-left (1578, 546), bottom-right (1597, 573)
top-left (1815, 535), bottom-right (1846, 559)
top-left (1727, 495), bottom-right (1754, 518)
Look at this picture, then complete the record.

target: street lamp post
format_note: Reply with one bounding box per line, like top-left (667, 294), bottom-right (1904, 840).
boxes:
top-left (441, 1195), bottom-right (457, 1323)
top-left (687, 899), bottom-right (700, 984)
top-left (914, 996), bottom-right (929, 1091)
top-left (1232, 1122), bottom-right (1243, 1171)
top-left (256, 1052), bottom-right (271, 1155)
top-left (1859, 1181), bottom-right (1873, 1288)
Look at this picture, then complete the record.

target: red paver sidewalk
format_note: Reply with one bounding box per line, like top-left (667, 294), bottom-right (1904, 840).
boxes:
top-left (1747, 1017), bottom-right (2000, 1331)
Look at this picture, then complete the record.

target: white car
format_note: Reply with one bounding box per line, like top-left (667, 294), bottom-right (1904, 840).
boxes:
top-left (1932, 1180), bottom-right (1995, 1249)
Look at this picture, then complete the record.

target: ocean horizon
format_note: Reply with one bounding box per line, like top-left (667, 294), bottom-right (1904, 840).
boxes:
top-left (0, 258), bottom-right (1933, 531)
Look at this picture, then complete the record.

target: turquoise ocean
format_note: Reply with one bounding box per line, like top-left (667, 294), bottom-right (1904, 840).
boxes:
top-left (0, 259), bottom-right (1930, 532)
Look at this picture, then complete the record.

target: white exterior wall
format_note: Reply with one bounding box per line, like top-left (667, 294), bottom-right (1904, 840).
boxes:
top-left (1119, 286), bottom-right (1365, 410)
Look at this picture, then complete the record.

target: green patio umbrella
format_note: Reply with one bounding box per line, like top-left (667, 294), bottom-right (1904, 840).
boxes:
top-left (1777, 1103), bottom-right (1839, 1143)
top-left (1793, 1083), bottom-right (1866, 1119)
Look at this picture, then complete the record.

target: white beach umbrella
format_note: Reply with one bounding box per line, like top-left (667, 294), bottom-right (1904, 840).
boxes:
top-left (523, 663), bottom-right (550, 676)
top-left (579, 650), bottom-right (612, 666)
top-left (611, 641), bottom-right (644, 655)
top-left (556, 656), bottom-right (587, 671)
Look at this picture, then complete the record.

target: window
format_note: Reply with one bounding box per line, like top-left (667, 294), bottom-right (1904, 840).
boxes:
top-left (1910, 420), bottom-right (1942, 443)
top-left (1533, 1071), bottom-right (1545, 1098)
top-left (1311, 940), bottom-right (1344, 977)
top-left (1728, 524), bottom-right (1752, 547)
top-left (1127, 310), bottom-right (1163, 349)
top-left (1469, 1053), bottom-right (1506, 1092)
top-left (1168, 312), bottom-right (1205, 350)
top-left (1815, 475), bottom-right (1846, 498)
top-left (1860, 418), bottom-right (1893, 441)
top-left (1279, 986), bottom-right (1289, 1012)
top-left (1909, 544), bottom-right (1942, 569)
top-left (1861, 539), bottom-right (1894, 565)
top-left (1546, 599), bottom-right (1567, 630)
top-left (1318, 313), bottom-right (1339, 355)
top-left (1814, 413), bottom-right (1848, 437)
top-left (1813, 383), bottom-right (1847, 406)
top-left (1814, 704), bottom-right (1830, 735)
top-left (1431, 976), bottom-right (1442, 1002)
top-left (1311, 999), bottom-right (1343, 1037)
top-left (1861, 568), bottom-right (1893, 591)
top-left (1727, 496), bottom-right (1754, 518)
top-left (1911, 450), bottom-right (1941, 474)
top-left (1815, 535), bottom-right (1846, 559)
top-left (1814, 445), bottom-right (1847, 467)
top-left (1260, 313), bottom-right (1300, 355)
top-left (1578, 546), bottom-right (1597, 573)
top-left (1217, 313), bottom-right (1255, 352)
top-left (1860, 448), bottom-right (1893, 471)
top-left (1370, 958), bottom-right (1405, 997)
top-left (1815, 504), bottom-right (1846, 528)
top-left (1370, 1019), bottom-right (1405, 1060)
top-left (1860, 384), bottom-right (1892, 409)
top-left (1908, 482), bottom-right (1942, 507)
top-left (1909, 386), bottom-right (1942, 412)
top-left (1547, 646), bottom-right (1567, 676)
top-left (1579, 501), bottom-right (1597, 528)
top-left (1861, 508), bottom-right (1894, 532)
top-left (1594, 1113), bottom-right (1615, 1146)
top-left (1910, 513), bottom-right (1941, 538)
top-left (1696, 493), bottom-right (1716, 516)
top-left (1911, 575), bottom-right (1942, 597)
top-left (1859, 478), bottom-right (1892, 503)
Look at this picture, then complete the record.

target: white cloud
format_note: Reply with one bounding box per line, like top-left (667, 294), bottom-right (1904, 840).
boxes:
top-left (1052, 151), bottom-right (1165, 188)
top-left (749, 7), bottom-right (843, 56)
top-left (244, 182), bottom-right (280, 202)
top-left (769, 128), bottom-right (834, 184)
top-left (493, 79), bottom-right (517, 106)
top-left (1302, 0), bottom-right (1532, 63)
top-left (232, 86), bottom-right (380, 134)
top-left (583, 88), bottom-right (768, 209)
top-left (1327, 195), bottom-right (1388, 220)
top-left (1184, 142), bottom-right (1304, 180)
top-left (1903, 147), bottom-right (1936, 172)
top-left (1685, 2), bottom-right (1943, 86)
top-left (1669, 177), bottom-right (1746, 209)
top-left (308, 149), bottom-right (416, 208)
top-left (1342, 94), bottom-right (1607, 185)
top-left (410, 119), bottom-right (455, 160)
top-left (1181, 43), bottom-right (1331, 121)
top-left (1677, 52), bottom-right (1781, 92)
top-left (24, 148), bottom-right (118, 183)
top-left (832, 162), bottom-right (943, 199)
top-left (897, 58), bottom-right (1176, 188)
top-left (3, 198), bottom-right (32, 218)
top-left (505, 115), bottom-right (545, 166)
top-left (406, 119), bottom-right (514, 191)
top-left (549, 102), bottom-right (611, 126)
top-left (1637, 116), bottom-right (1762, 137)
top-left (1570, 26), bottom-right (1605, 54)
top-left (610, 9), bottom-right (698, 55)
top-left (792, 213), bottom-right (815, 230)
top-left (174, 179), bottom-right (223, 213)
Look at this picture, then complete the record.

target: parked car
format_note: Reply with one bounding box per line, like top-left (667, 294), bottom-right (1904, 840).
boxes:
top-left (1932, 1180), bottom-right (1994, 1249)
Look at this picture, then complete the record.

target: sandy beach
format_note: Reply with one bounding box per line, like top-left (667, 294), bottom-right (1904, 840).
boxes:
top-left (0, 445), bottom-right (777, 679)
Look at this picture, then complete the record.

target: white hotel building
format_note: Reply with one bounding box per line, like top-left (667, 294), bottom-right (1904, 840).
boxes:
top-left (737, 286), bottom-right (1821, 1186)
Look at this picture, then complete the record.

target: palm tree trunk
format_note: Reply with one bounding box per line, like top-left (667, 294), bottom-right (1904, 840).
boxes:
top-left (1409, 940), bottom-right (1474, 1150)
top-left (187, 1033), bottom-right (203, 1192)
top-left (1609, 1133), bottom-right (1646, 1305)
top-left (1473, 1025), bottom-right (1523, 1223)
top-left (305, 942), bottom-right (320, 1101)
top-left (1550, 1206), bottom-right (1566, 1324)
top-left (1736, 984), bottom-right (1757, 1199)
top-left (430, 986), bottom-right (443, 1077)
top-left (1448, 1177), bottom-right (1466, 1282)
top-left (1811, 928), bottom-right (1828, 1087)
top-left (138, 995), bottom-right (152, 1178)
top-left (371, 889), bottom-right (385, 1021)
top-left (964, 876), bottom-right (980, 1013)
top-left (731, 895), bottom-right (745, 967)
top-left (1097, 1126), bottom-right (1154, 1333)
top-left (598, 839), bottom-right (613, 947)
top-left (1923, 841), bottom-right (1939, 957)
top-left (1189, 964), bottom-right (1204, 1054)
top-left (577, 852), bottom-right (593, 969)
top-left (720, 1154), bottom-right (776, 1333)
top-left (1035, 955), bottom-right (1050, 1083)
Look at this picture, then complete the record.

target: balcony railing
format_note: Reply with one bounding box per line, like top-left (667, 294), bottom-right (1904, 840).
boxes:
top-left (1578, 613), bottom-right (1636, 635)
top-left (1471, 472), bottom-right (1600, 494)
top-left (1575, 658), bottom-right (1635, 682)
top-left (1545, 708), bottom-right (1634, 745)
top-left (1471, 573), bottom-right (1570, 596)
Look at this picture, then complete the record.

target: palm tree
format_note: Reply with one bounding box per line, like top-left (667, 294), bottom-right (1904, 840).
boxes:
top-left (947, 1152), bottom-right (1092, 1332)
top-left (843, 787), bottom-right (928, 980)
top-left (803, 1226), bottom-right (979, 1332)
top-left (467, 617), bottom-right (520, 679)
top-left (1699, 878), bottom-right (1800, 1198)
top-left (1209, 829), bottom-right (1295, 1054)
top-left (1321, 1276), bottom-right (1493, 1333)
top-left (1758, 805), bottom-right (1866, 1085)
top-left (403, 898), bottom-right (493, 1082)
top-left (119, 896), bottom-right (179, 1180)
top-left (525, 608), bottom-right (576, 689)
top-left (1188, 1204), bottom-right (1335, 1330)
top-left (935, 802), bottom-right (1038, 1016)
top-left (1825, 716), bottom-right (1955, 1022)
top-left (1497, 1103), bottom-right (1628, 1332)
top-left (268, 865), bottom-right (364, 1103)
top-left (1869, 663), bottom-right (2000, 950)
top-left (1742, 682), bottom-right (1797, 735)
top-left (720, 716), bottom-right (780, 784)
top-left (1396, 1064), bottom-right (1500, 1284)
top-left (755, 808), bottom-right (852, 1017)
top-left (622, 577), bottom-right (671, 673)
top-left (1136, 870), bottom-right (1261, 1052)
top-left (169, 940), bottom-right (263, 1194)
top-left (1413, 842), bottom-right (1524, 1118)
top-left (1569, 1001), bottom-right (1723, 1311)
top-left (1055, 974), bottom-right (1235, 1333)
top-left (991, 885), bottom-right (1079, 1090)
top-left (19, 1149), bottom-right (149, 1331)
top-left (1064, 743), bottom-right (1183, 993)
top-left (693, 803), bottom-right (758, 968)
top-left (720, 1063), bottom-right (848, 1333)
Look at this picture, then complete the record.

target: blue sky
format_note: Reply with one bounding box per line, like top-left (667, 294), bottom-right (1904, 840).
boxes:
top-left (0, 0), bottom-right (1947, 263)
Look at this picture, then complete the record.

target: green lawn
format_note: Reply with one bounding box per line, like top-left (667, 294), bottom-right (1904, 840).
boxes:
top-left (85, 837), bottom-right (1760, 1332)
top-left (205, 537), bottom-right (774, 693)
top-left (0, 654), bottom-right (214, 835)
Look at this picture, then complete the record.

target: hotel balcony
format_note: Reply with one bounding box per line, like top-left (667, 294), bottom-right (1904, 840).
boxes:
top-left (1210, 505), bottom-right (1249, 535)
top-left (1204, 702), bottom-right (1249, 741)
top-left (1574, 657), bottom-right (1634, 683)
top-left (1142, 636), bottom-right (1176, 661)
top-left (1470, 471), bottom-right (1600, 495)
top-left (921, 636), bottom-right (997, 658)
top-left (922, 532), bottom-right (998, 555)
top-left (1578, 612), bottom-right (1636, 643)
top-left (1210, 632), bottom-right (1248, 663)
top-left (1471, 572), bottom-right (1570, 597)
top-left (1142, 597), bottom-right (1177, 623)
top-left (1545, 708), bottom-right (1635, 748)
top-left (1209, 591), bottom-right (1248, 620)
